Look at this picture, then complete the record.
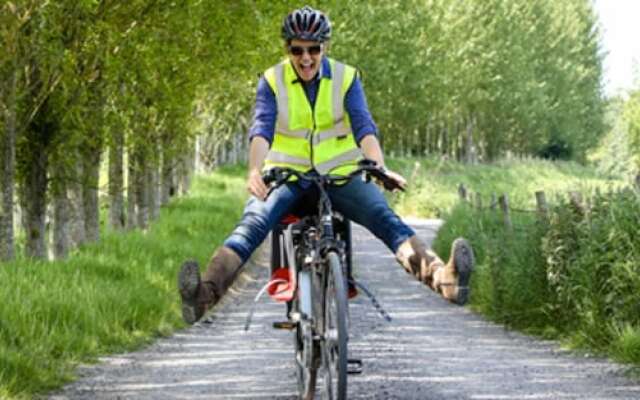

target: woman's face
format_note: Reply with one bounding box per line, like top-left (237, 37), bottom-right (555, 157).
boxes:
top-left (287, 39), bottom-right (324, 82)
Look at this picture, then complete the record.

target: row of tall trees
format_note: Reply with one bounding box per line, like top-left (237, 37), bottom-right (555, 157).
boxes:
top-left (1, 0), bottom-right (607, 261)
top-left (325, 0), bottom-right (606, 161)
top-left (192, 0), bottom-right (606, 166)
top-left (0, 1), bottom-right (290, 261)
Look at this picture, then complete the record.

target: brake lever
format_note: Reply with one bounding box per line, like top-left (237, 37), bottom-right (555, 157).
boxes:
top-left (383, 177), bottom-right (405, 192)
top-left (366, 168), bottom-right (405, 192)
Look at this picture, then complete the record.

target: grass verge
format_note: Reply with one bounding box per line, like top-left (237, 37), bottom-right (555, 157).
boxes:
top-left (386, 156), bottom-right (626, 217)
top-left (0, 166), bottom-right (247, 399)
top-left (432, 186), bottom-right (640, 366)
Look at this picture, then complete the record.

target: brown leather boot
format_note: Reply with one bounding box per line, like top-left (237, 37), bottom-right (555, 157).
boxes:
top-left (397, 235), bottom-right (475, 305)
top-left (395, 235), bottom-right (441, 285)
top-left (432, 238), bottom-right (475, 305)
top-left (178, 247), bottom-right (243, 324)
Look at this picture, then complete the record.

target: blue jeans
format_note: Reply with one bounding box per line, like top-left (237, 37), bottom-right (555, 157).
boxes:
top-left (224, 176), bottom-right (415, 263)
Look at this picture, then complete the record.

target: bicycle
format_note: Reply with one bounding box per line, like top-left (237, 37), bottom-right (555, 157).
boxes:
top-left (244, 159), bottom-right (402, 400)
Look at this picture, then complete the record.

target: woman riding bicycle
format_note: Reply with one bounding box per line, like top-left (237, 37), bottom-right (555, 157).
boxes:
top-left (178, 5), bottom-right (474, 325)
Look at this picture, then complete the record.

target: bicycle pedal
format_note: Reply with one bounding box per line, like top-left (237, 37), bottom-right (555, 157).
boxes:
top-left (272, 321), bottom-right (296, 330)
top-left (347, 358), bottom-right (363, 374)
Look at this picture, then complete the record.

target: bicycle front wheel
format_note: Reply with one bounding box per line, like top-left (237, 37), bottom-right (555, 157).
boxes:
top-left (321, 251), bottom-right (348, 400)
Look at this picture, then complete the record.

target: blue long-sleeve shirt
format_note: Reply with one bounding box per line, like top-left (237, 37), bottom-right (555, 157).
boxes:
top-left (248, 57), bottom-right (378, 145)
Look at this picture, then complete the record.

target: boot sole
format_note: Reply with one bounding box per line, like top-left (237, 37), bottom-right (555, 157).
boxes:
top-left (452, 238), bottom-right (474, 305)
top-left (178, 260), bottom-right (202, 324)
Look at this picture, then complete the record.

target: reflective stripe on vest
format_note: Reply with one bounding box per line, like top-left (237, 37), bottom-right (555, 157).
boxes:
top-left (263, 58), bottom-right (362, 175)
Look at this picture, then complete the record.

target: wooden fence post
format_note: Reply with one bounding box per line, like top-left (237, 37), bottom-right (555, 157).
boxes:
top-left (490, 193), bottom-right (497, 210)
top-left (475, 192), bottom-right (482, 210)
top-left (535, 191), bottom-right (548, 220)
top-left (458, 184), bottom-right (467, 202)
top-left (498, 194), bottom-right (512, 229)
top-left (568, 191), bottom-right (585, 215)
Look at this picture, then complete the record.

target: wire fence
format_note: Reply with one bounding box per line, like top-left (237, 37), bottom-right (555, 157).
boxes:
top-left (454, 182), bottom-right (640, 230)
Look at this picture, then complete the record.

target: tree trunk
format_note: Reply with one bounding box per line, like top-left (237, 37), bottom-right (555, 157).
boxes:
top-left (21, 141), bottom-right (48, 259)
top-left (108, 129), bottom-right (125, 230)
top-left (231, 133), bottom-right (239, 164)
top-left (180, 144), bottom-right (194, 195)
top-left (126, 150), bottom-right (137, 230)
top-left (1, 68), bottom-right (17, 261)
top-left (194, 135), bottom-right (201, 173)
top-left (426, 119), bottom-right (432, 153)
top-left (69, 160), bottom-right (86, 247)
top-left (52, 179), bottom-right (71, 260)
top-left (136, 154), bottom-right (149, 230)
top-left (160, 151), bottom-right (175, 205)
top-left (441, 120), bottom-right (449, 157)
top-left (83, 148), bottom-right (101, 243)
top-left (219, 140), bottom-right (227, 167)
top-left (465, 115), bottom-right (476, 164)
top-left (149, 163), bottom-right (160, 221)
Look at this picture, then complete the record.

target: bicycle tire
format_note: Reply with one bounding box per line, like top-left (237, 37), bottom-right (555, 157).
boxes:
top-left (321, 251), bottom-right (348, 400)
top-left (295, 316), bottom-right (317, 400)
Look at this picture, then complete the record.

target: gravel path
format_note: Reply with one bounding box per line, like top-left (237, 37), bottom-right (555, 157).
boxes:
top-left (50, 219), bottom-right (640, 399)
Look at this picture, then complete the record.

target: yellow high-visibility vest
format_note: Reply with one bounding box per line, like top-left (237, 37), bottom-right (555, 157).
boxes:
top-left (263, 58), bottom-right (363, 176)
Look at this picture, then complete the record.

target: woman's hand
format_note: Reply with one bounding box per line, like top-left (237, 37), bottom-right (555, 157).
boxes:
top-left (382, 168), bottom-right (407, 191)
top-left (247, 168), bottom-right (269, 200)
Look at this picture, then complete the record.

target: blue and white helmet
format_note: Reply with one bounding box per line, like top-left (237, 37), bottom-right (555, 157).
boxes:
top-left (281, 6), bottom-right (331, 42)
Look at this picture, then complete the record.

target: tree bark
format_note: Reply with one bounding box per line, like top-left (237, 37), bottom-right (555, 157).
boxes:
top-left (21, 139), bottom-right (48, 259)
top-left (160, 151), bottom-right (175, 206)
top-left (1, 68), bottom-right (17, 261)
top-left (465, 115), bottom-right (475, 164)
top-left (219, 140), bottom-right (227, 168)
top-left (126, 150), bottom-right (138, 230)
top-left (82, 147), bottom-right (101, 243)
top-left (180, 144), bottom-right (194, 195)
top-left (69, 160), bottom-right (86, 247)
top-left (149, 162), bottom-right (160, 221)
top-left (136, 154), bottom-right (149, 229)
top-left (20, 90), bottom-right (56, 260)
top-left (52, 178), bottom-right (71, 260)
top-left (108, 129), bottom-right (125, 230)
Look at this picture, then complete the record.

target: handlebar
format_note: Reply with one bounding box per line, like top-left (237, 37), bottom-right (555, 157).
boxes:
top-left (262, 159), bottom-right (405, 193)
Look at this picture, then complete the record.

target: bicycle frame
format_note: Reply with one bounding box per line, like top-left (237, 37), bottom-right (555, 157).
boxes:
top-left (258, 161), bottom-right (402, 399)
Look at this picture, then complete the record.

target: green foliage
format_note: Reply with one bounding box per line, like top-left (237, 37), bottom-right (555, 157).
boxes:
top-left (433, 184), bottom-right (640, 365)
top-left (433, 205), bottom-right (551, 329)
top-left (624, 88), bottom-right (640, 168)
top-left (0, 170), bottom-right (246, 399)
top-left (327, 0), bottom-right (605, 161)
top-left (543, 189), bottom-right (640, 348)
top-left (589, 98), bottom-right (636, 179)
top-left (386, 155), bottom-right (622, 218)
top-left (1, 0), bottom-right (611, 254)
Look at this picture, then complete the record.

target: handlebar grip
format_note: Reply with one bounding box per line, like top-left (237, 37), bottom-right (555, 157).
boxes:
top-left (262, 173), bottom-right (275, 185)
top-left (262, 168), bottom-right (282, 185)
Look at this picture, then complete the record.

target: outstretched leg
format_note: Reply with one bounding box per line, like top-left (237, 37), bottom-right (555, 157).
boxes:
top-left (178, 181), bottom-right (305, 324)
top-left (178, 246), bottom-right (243, 324)
top-left (396, 235), bottom-right (474, 305)
top-left (327, 176), bottom-right (475, 305)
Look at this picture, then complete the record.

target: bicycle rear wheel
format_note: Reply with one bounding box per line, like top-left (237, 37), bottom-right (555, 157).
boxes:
top-left (320, 251), bottom-right (348, 400)
top-left (295, 317), bottom-right (317, 400)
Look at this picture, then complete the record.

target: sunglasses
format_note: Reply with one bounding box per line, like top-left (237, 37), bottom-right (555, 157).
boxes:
top-left (288, 44), bottom-right (322, 56)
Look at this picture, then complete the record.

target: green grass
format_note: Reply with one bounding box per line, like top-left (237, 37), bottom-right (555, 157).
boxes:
top-left (428, 159), bottom-right (640, 367)
top-left (386, 156), bottom-right (626, 217)
top-left (1, 156), bottom-right (636, 398)
top-left (0, 165), bottom-right (247, 399)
